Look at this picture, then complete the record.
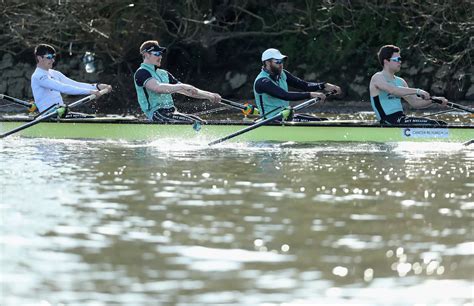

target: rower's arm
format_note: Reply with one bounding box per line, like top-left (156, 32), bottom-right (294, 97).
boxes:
top-left (55, 70), bottom-right (97, 91)
top-left (145, 80), bottom-right (185, 94)
top-left (399, 79), bottom-right (432, 109)
top-left (35, 74), bottom-right (94, 95)
top-left (174, 84), bottom-right (221, 103)
top-left (135, 69), bottom-right (182, 94)
top-left (371, 73), bottom-right (426, 98)
top-left (285, 70), bottom-right (325, 91)
top-left (255, 78), bottom-right (310, 101)
top-left (138, 69), bottom-right (220, 102)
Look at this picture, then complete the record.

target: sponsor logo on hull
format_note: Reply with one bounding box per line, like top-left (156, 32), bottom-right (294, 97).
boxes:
top-left (402, 128), bottom-right (449, 138)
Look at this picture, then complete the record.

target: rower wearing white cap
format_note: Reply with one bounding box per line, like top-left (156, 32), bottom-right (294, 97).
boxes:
top-left (253, 48), bottom-right (341, 121)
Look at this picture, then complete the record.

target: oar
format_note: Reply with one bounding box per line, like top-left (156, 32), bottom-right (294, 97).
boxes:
top-left (0, 88), bottom-right (109, 139)
top-left (192, 98), bottom-right (260, 117)
top-left (463, 139), bottom-right (473, 146)
top-left (0, 94), bottom-right (37, 112)
top-left (421, 109), bottom-right (454, 118)
top-left (431, 97), bottom-right (473, 113)
top-left (208, 97), bottom-right (320, 146)
top-left (192, 105), bottom-right (230, 116)
top-left (220, 98), bottom-right (259, 116)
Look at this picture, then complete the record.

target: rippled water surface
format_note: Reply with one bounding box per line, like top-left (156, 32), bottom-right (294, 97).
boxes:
top-left (1, 138), bottom-right (473, 305)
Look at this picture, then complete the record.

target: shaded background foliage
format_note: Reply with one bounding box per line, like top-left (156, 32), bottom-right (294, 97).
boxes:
top-left (1, 0), bottom-right (472, 114)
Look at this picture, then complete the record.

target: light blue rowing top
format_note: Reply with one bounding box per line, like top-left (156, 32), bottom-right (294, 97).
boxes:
top-left (370, 76), bottom-right (404, 120)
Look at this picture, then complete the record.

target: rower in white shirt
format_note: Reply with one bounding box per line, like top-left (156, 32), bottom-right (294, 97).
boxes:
top-left (31, 43), bottom-right (112, 116)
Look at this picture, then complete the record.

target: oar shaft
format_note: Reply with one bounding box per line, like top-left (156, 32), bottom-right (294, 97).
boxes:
top-left (208, 111), bottom-right (281, 146)
top-left (208, 91), bottom-right (335, 146)
top-left (220, 98), bottom-right (259, 116)
top-left (0, 90), bottom-right (106, 139)
top-left (431, 98), bottom-right (473, 113)
top-left (0, 94), bottom-right (32, 108)
top-left (446, 102), bottom-right (473, 113)
top-left (208, 98), bottom-right (318, 146)
top-left (220, 98), bottom-right (247, 110)
top-left (0, 110), bottom-right (58, 138)
top-left (421, 109), bottom-right (453, 118)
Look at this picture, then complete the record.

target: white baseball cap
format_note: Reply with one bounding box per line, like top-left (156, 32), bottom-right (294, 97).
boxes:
top-left (261, 48), bottom-right (287, 61)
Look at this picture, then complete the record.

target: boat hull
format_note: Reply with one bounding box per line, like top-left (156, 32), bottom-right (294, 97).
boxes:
top-left (0, 118), bottom-right (472, 142)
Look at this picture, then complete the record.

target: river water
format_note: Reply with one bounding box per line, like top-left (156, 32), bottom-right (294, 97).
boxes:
top-left (0, 137), bottom-right (473, 305)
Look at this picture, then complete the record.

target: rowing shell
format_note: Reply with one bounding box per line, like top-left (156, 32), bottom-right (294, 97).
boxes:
top-left (0, 116), bottom-right (472, 143)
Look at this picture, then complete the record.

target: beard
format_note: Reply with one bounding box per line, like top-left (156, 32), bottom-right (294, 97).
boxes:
top-left (270, 64), bottom-right (282, 75)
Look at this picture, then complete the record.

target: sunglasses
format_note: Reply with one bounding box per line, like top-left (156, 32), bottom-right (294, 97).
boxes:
top-left (150, 50), bottom-right (164, 57)
top-left (390, 56), bottom-right (402, 63)
top-left (43, 54), bottom-right (56, 60)
top-left (272, 59), bottom-right (284, 64)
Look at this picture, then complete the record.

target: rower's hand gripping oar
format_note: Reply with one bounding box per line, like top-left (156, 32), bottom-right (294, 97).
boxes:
top-left (0, 88), bottom-right (110, 139)
top-left (431, 97), bottom-right (473, 114)
top-left (0, 94), bottom-right (37, 112)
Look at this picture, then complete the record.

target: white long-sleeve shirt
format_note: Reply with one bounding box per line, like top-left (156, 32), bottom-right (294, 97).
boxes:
top-left (31, 67), bottom-right (96, 112)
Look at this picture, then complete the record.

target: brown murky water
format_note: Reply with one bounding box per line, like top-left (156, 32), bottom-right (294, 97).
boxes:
top-left (1, 138), bottom-right (472, 305)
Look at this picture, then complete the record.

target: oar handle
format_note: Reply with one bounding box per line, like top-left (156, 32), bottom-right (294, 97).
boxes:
top-left (94, 88), bottom-right (111, 98)
top-left (431, 97), bottom-right (474, 113)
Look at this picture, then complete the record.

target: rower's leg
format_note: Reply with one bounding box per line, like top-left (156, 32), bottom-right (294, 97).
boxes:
top-left (152, 108), bottom-right (204, 124)
top-left (398, 116), bottom-right (447, 126)
top-left (171, 112), bottom-right (206, 124)
top-left (152, 108), bottom-right (205, 131)
top-left (152, 108), bottom-right (176, 122)
top-left (170, 111), bottom-right (205, 131)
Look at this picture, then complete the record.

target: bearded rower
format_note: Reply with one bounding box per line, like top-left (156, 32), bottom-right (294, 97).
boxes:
top-left (253, 48), bottom-right (341, 121)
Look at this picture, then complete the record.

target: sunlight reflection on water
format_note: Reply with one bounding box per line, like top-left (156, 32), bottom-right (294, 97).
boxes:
top-left (0, 137), bottom-right (472, 304)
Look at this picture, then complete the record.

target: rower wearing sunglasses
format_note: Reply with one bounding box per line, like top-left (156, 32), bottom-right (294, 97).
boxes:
top-left (369, 44), bottom-right (448, 125)
top-left (253, 48), bottom-right (341, 121)
top-left (31, 44), bottom-right (111, 117)
top-left (133, 40), bottom-right (221, 125)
